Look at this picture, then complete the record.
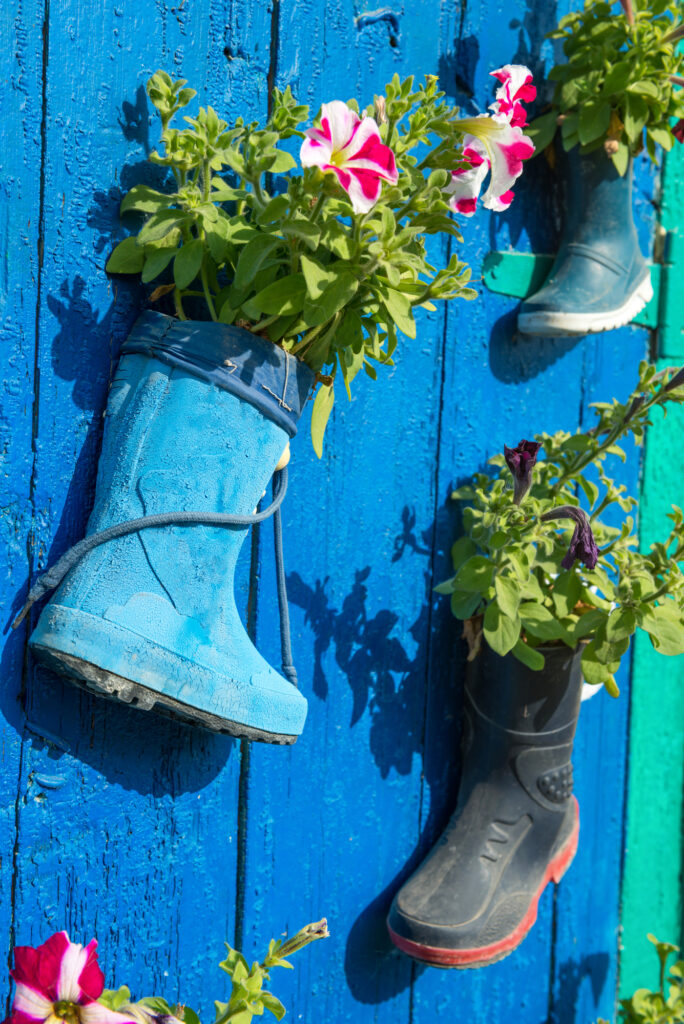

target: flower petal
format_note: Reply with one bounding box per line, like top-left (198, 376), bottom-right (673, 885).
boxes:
top-left (76, 943), bottom-right (104, 1005)
top-left (12, 982), bottom-right (55, 1023)
top-left (333, 166), bottom-right (382, 213)
top-left (339, 118), bottom-right (398, 182)
top-left (319, 100), bottom-right (359, 152)
top-left (446, 149), bottom-right (489, 217)
top-left (300, 132), bottom-right (333, 169)
top-left (57, 943), bottom-right (90, 1003)
top-left (79, 1004), bottom-right (138, 1024)
top-left (485, 188), bottom-right (515, 212)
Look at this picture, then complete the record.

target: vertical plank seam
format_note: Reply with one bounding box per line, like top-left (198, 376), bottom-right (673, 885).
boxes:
top-left (407, 231), bottom-right (452, 1023)
top-left (266, 0), bottom-right (280, 116)
top-left (6, 0), bottom-right (51, 993)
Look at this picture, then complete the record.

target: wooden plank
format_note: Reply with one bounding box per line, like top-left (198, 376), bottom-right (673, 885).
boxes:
top-left (0, 0), bottom-right (45, 985)
top-left (5, 3), bottom-right (271, 1013)
top-left (238, 0), bottom-right (450, 1020)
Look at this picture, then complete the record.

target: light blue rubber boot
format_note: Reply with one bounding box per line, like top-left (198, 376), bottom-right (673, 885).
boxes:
top-left (518, 148), bottom-right (652, 336)
top-left (30, 311), bottom-right (313, 744)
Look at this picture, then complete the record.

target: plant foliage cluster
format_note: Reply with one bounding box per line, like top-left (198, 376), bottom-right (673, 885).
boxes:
top-left (107, 71), bottom-right (478, 453)
top-left (438, 363), bottom-right (684, 694)
top-left (530, 0), bottom-right (684, 174)
top-left (100, 921), bottom-right (329, 1024)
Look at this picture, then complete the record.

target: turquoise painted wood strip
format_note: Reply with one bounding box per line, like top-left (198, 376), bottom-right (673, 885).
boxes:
top-left (0, 0), bottom-right (45, 980)
top-left (3, 4), bottom-right (271, 1012)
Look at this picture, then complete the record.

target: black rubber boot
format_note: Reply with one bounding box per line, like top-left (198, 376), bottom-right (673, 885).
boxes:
top-left (387, 644), bottom-right (582, 968)
top-left (517, 147), bottom-right (652, 336)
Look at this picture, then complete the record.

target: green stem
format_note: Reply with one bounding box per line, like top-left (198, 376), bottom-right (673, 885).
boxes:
top-left (248, 314), bottom-right (281, 333)
top-left (174, 288), bottom-right (187, 321)
top-left (200, 260), bottom-right (218, 321)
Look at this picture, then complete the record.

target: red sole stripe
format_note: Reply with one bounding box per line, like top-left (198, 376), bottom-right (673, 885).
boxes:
top-left (388, 796), bottom-right (580, 968)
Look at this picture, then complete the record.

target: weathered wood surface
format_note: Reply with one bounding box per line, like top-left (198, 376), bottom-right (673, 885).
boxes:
top-left (0, 0), bottom-right (662, 1021)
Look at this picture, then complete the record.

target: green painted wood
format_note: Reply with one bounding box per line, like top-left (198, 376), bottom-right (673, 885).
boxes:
top-left (482, 252), bottom-right (662, 329)
top-left (619, 134), bottom-right (684, 996)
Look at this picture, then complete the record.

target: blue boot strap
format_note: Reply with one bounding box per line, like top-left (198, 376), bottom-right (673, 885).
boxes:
top-left (13, 467), bottom-right (298, 688)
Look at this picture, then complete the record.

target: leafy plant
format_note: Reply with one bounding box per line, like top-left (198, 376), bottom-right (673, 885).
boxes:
top-left (106, 69), bottom-right (533, 453)
top-left (598, 934), bottom-right (684, 1024)
top-left (529, 0), bottom-right (684, 174)
top-left (99, 920), bottom-right (329, 1024)
top-left (437, 362), bottom-right (684, 694)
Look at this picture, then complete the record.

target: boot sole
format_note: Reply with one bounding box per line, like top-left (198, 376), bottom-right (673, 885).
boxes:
top-left (32, 646), bottom-right (298, 745)
top-left (518, 273), bottom-right (653, 337)
top-left (387, 796), bottom-right (579, 968)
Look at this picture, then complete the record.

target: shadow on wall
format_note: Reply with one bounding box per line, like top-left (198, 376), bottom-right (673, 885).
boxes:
top-left (2, 84), bottom-right (234, 796)
top-left (285, 488), bottom-right (467, 1003)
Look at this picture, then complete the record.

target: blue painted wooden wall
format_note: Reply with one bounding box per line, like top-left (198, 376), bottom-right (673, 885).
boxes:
top-left (0, 1), bottom-right (658, 1021)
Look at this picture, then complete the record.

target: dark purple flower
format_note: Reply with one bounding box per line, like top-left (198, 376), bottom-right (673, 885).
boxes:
top-left (504, 439), bottom-right (542, 505)
top-left (541, 505), bottom-right (600, 570)
top-left (673, 119), bottom-right (684, 145)
top-left (664, 364), bottom-right (684, 391)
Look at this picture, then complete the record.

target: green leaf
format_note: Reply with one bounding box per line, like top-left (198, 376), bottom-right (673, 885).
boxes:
top-left (174, 238), bottom-right (204, 289)
top-left (311, 384), bottom-right (334, 458)
top-left (233, 234), bottom-right (283, 292)
top-left (451, 537), bottom-right (477, 571)
top-left (519, 601), bottom-right (573, 644)
top-left (106, 236), bottom-right (145, 274)
top-left (641, 604), bottom-right (684, 655)
top-left (142, 244), bottom-right (178, 283)
top-left (602, 62), bottom-right (632, 96)
top-left (495, 575), bottom-right (521, 620)
top-left (260, 994), bottom-right (286, 1021)
top-left (611, 142), bottom-right (629, 176)
top-left (605, 606), bottom-right (636, 642)
top-left (578, 100), bottom-right (611, 145)
top-left (483, 602), bottom-right (520, 656)
top-left (137, 209), bottom-right (189, 245)
top-left (243, 274), bottom-right (307, 317)
top-left (120, 184), bottom-right (171, 215)
top-left (581, 640), bottom-right (620, 685)
top-left (627, 80), bottom-right (660, 100)
top-left (304, 270), bottom-right (359, 326)
top-left (282, 219), bottom-right (321, 250)
top-left (570, 608), bottom-right (607, 640)
top-left (624, 93), bottom-right (648, 143)
top-left (450, 590), bottom-right (483, 619)
top-left (512, 638), bottom-right (545, 671)
top-left (551, 571), bottom-right (582, 618)
top-left (576, 475), bottom-right (599, 507)
top-left (184, 1009), bottom-right (201, 1024)
top-left (99, 988), bottom-right (131, 1011)
top-left (454, 556), bottom-right (495, 593)
top-left (380, 288), bottom-right (416, 338)
top-left (268, 148), bottom-right (297, 173)
top-left (300, 254), bottom-right (336, 300)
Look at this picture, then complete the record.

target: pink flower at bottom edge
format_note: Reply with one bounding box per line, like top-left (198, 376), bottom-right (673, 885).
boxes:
top-left (300, 99), bottom-right (398, 214)
top-left (8, 932), bottom-right (136, 1024)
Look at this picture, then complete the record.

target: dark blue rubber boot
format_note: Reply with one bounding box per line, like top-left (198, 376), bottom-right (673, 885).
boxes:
top-left (30, 311), bottom-right (313, 744)
top-left (518, 148), bottom-right (652, 336)
top-left (387, 644), bottom-right (582, 967)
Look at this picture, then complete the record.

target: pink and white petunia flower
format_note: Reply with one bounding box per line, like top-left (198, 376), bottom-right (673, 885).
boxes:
top-left (489, 64), bottom-right (537, 128)
top-left (454, 114), bottom-right (535, 212)
top-left (8, 932), bottom-right (136, 1024)
top-left (300, 100), bottom-right (398, 214)
top-left (446, 141), bottom-right (489, 217)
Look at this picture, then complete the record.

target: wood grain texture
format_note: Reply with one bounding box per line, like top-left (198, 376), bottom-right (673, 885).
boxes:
top-left (0, 0), bottom-right (46, 991)
top-left (0, 0), bottom-right (664, 1020)
top-left (2, 1), bottom-right (273, 1010)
